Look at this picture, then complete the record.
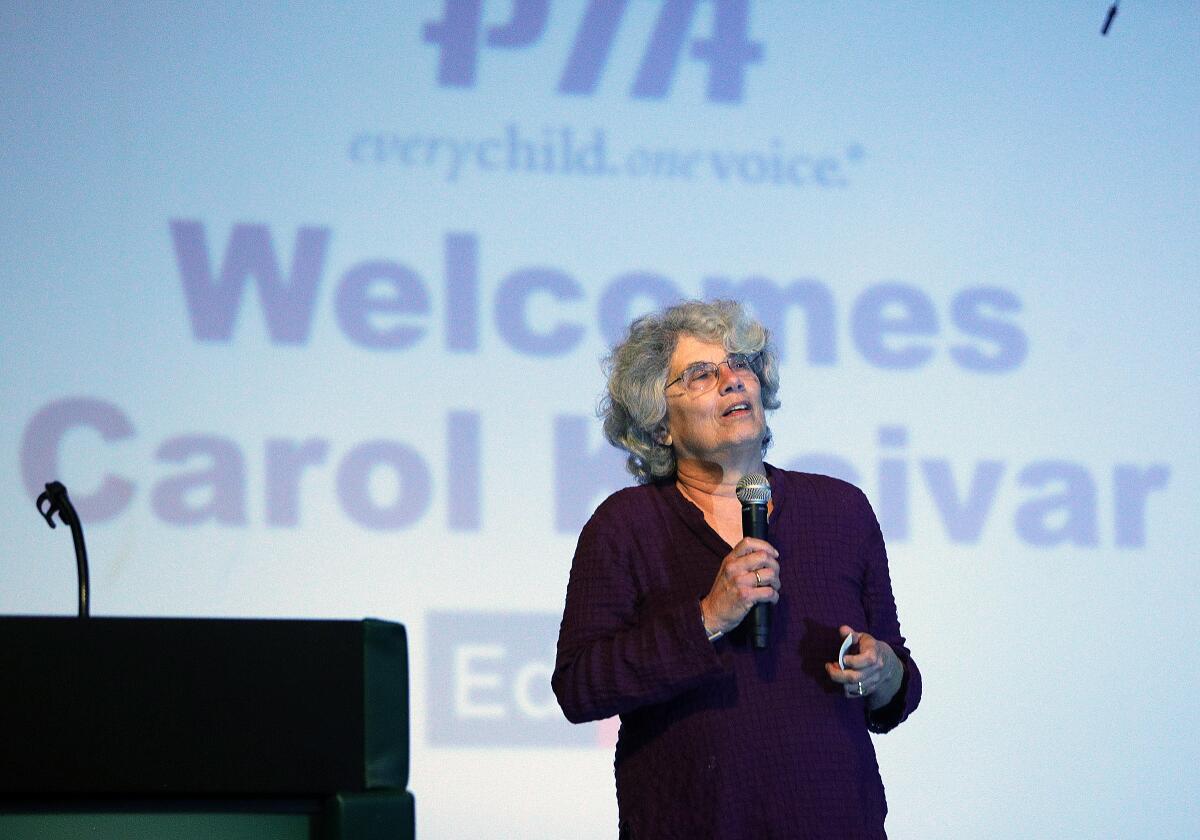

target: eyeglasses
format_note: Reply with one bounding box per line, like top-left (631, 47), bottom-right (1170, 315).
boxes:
top-left (665, 352), bottom-right (761, 394)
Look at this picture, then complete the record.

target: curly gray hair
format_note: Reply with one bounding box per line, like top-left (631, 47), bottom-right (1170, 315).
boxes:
top-left (600, 299), bottom-right (781, 484)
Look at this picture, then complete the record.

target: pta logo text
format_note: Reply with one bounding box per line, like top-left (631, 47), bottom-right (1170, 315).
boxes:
top-left (424, 0), bottom-right (763, 103)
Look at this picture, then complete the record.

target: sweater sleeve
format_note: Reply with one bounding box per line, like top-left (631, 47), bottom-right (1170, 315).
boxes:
top-left (552, 513), bottom-right (727, 724)
top-left (852, 489), bottom-right (923, 733)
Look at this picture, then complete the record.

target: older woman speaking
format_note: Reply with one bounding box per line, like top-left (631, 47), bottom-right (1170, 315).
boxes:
top-left (552, 300), bottom-right (921, 839)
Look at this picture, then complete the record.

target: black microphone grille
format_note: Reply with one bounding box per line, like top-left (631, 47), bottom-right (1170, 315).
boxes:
top-left (735, 472), bottom-right (771, 504)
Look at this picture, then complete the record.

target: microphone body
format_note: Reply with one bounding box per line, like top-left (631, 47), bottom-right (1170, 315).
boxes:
top-left (736, 473), bottom-right (772, 649)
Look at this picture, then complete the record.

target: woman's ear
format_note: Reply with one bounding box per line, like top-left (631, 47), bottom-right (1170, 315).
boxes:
top-left (654, 423), bottom-right (672, 447)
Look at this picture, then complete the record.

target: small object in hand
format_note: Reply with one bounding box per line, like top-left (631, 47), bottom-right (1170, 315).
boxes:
top-left (837, 631), bottom-right (854, 670)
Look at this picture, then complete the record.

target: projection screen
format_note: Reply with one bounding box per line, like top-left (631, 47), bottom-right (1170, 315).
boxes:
top-left (2, 3), bottom-right (1196, 838)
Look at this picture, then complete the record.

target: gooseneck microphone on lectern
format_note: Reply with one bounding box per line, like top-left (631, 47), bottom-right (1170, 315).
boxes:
top-left (36, 481), bottom-right (90, 618)
top-left (735, 472), bottom-right (771, 649)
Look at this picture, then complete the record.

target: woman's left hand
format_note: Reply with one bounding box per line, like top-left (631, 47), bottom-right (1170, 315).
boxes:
top-left (825, 625), bottom-right (902, 709)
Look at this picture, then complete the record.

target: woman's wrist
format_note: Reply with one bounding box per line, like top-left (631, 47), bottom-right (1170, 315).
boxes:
top-left (867, 649), bottom-right (904, 710)
top-left (700, 599), bottom-right (724, 641)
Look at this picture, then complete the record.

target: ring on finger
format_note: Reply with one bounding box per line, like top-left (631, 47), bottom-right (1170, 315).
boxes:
top-left (857, 682), bottom-right (865, 696)
top-left (754, 570), bottom-right (762, 587)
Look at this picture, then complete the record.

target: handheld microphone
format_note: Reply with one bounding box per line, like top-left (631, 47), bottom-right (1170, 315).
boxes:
top-left (735, 472), bottom-right (771, 649)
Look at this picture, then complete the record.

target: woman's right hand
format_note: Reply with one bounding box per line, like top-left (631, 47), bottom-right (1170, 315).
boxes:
top-left (700, 537), bottom-right (780, 637)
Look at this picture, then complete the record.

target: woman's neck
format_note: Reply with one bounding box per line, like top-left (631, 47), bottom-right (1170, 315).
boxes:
top-left (674, 456), bottom-right (766, 502)
top-left (675, 457), bottom-right (768, 546)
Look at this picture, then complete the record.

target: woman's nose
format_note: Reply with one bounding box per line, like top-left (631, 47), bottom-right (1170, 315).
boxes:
top-left (718, 364), bottom-right (746, 393)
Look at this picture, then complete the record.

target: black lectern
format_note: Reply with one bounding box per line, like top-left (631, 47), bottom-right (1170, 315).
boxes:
top-left (0, 616), bottom-right (414, 839)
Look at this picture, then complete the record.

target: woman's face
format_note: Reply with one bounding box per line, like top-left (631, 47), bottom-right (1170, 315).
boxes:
top-left (661, 335), bottom-right (765, 466)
